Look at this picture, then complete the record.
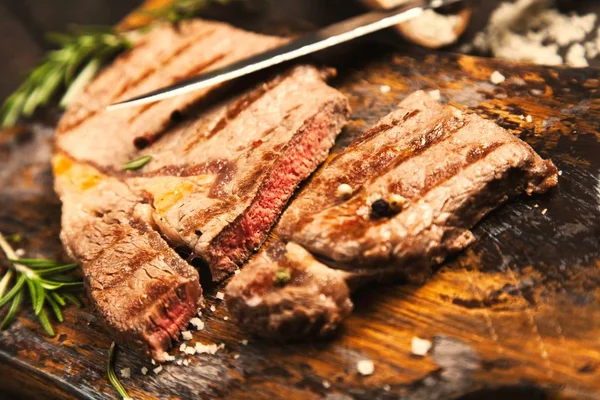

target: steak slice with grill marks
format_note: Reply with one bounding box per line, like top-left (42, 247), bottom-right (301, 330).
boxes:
top-left (226, 90), bottom-right (559, 339)
top-left (53, 20), bottom-right (350, 359)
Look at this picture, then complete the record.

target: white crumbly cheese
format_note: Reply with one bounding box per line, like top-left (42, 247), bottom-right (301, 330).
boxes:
top-left (411, 336), bottom-right (433, 356)
top-left (526, 115), bottom-right (533, 123)
top-left (179, 343), bottom-right (187, 352)
top-left (566, 43), bottom-right (589, 67)
top-left (241, 339), bottom-right (249, 346)
top-left (181, 331), bottom-right (193, 341)
top-left (141, 367), bottom-right (148, 375)
top-left (153, 365), bottom-right (163, 374)
top-left (490, 71), bottom-right (506, 85)
top-left (357, 359), bottom-right (375, 376)
top-left (190, 317), bottom-right (205, 331)
top-left (216, 291), bottom-right (225, 300)
top-left (472, 0), bottom-right (598, 66)
top-left (161, 352), bottom-right (176, 362)
top-left (120, 368), bottom-right (131, 378)
top-left (428, 89), bottom-right (441, 101)
top-left (336, 183), bottom-right (353, 200)
top-left (380, 85), bottom-right (391, 94)
top-left (184, 346), bottom-right (197, 355)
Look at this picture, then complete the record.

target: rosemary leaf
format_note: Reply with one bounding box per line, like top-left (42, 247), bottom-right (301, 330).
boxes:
top-left (34, 281), bottom-right (45, 315)
top-left (8, 258), bottom-right (61, 268)
top-left (60, 58), bottom-right (101, 107)
top-left (37, 308), bottom-right (55, 337)
top-left (41, 279), bottom-right (83, 288)
top-left (63, 293), bottom-right (82, 307)
top-left (51, 291), bottom-right (66, 307)
top-left (0, 274), bottom-right (26, 307)
top-left (1, 289), bottom-right (23, 330)
top-left (0, 270), bottom-right (13, 300)
top-left (108, 342), bottom-right (131, 400)
top-left (123, 155), bottom-right (152, 170)
top-left (26, 278), bottom-right (38, 310)
top-left (37, 263), bottom-right (79, 276)
top-left (45, 293), bottom-right (64, 322)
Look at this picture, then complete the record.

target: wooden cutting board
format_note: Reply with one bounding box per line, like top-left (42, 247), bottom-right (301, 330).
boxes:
top-left (1, 1), bottom-right (600, 399)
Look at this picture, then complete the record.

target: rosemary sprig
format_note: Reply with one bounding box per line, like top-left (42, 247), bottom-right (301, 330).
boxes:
top-left (108, 341), bottom-right (132, 400)
top-left (0, 0), bottom-right (229, 128)
top-left (123, 155), bottom-right (153, 171)
top-left (0, 232), bottom-right (82, 336)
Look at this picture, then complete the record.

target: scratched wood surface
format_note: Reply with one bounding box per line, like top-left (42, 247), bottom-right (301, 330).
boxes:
top-left (1, 1), bottom-right (600, 400)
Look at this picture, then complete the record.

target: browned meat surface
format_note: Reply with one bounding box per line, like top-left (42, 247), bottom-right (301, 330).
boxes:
top-left (226, 90), bottom-right (558, 339)
top-left (53, 20), bottom-right (350, 359)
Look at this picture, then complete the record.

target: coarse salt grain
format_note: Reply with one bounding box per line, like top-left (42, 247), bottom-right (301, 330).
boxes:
top-left (141, 367), bottom-right (148, 375)
top-left (183, 359), bottom-right (190, 366)
top-left (428, 89), bottom-right (441, 101)
top-left (190, 317), bottom-right (205, 331)
top-left (184, 346), bottom-right (197, 355)
top-left (241, 339), bottom-right (248, 346)
top-left (151, 359), bottom-right (156, 365)
top-left (153, 365), bottom-right (163, 374)
top-left (380, 85), bottom-right (391, 94)
top-left (383, 384), bottom-right (391, 392)
top-left (120, 367), bottom-right (131, 378)
top-left (519, 115), bottom-right (525, 120)
top-left (542, 208), bottom-right (548, 215)
top-left (216, 292), bottom-right (225, 300)
top-left (176, 360), bottom-right (183, 366)
top-left (411, 337), bottom-right (432, 356)
top-left (323, 380), bottom-right (331, 389)
top-left (357, 359), bottom-right (375, 376)
top-left (526, 115), bottom-right (533, 123)
top-left (195, 342), bottom-right (219, 354)
top-left (558, 170), bottom-right (563, 176)
top-left (182, 331), bottom-right (193, 341)
top-left (15, 248), bottom-right (25, 257)
top-left (179, 343), bottom-right (187, 352)
top-left (336, 183), bottom-right (353, 200)
top-left (224, 316), bottom-right (229, 321)
top-left (234, 269), bottom-right (241, 275)
top-left (210, 305), bottom-right (216, 312)
top-left (234, 354), bottom-right (240, 359)
top-left (491, 71), bottom-right (506, 84)
top-left (162, 352), bottom-right (176, 362)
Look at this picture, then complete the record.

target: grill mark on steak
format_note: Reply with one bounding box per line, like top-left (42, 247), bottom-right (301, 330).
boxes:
top-left (226, 90), bottom-right (559, 340)
top-left (58, 25), bottom-right (220, 134)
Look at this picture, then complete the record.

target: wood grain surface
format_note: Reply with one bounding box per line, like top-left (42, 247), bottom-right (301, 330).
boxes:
top-left (1, 1), bottom-right (600, 400)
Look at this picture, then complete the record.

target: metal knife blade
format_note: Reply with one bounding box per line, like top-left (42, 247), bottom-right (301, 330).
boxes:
top-left (108, 0), bottom-right (463, 110)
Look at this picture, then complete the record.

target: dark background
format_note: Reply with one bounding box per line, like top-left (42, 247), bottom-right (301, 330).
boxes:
top-left (1, 0), bottom-right (600, 104)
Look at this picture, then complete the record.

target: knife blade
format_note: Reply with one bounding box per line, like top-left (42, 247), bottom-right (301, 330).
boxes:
top-left (108, 0), bottom-right (463, 110)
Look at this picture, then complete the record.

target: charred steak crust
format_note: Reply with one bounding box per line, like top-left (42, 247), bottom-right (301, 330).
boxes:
top-left (225, 90), bottom-right (558, 339)
top-left (53, 20), bottom-right (349, 358)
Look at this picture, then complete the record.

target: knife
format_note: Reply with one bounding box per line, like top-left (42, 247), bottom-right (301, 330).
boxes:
top-left (108, 0), bottom-right (463, 110)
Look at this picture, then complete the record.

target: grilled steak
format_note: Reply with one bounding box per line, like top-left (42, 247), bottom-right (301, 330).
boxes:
top-left (53, 20), bottom-right (350, 359)
top-left (226, 90), bottom-right (558, 339)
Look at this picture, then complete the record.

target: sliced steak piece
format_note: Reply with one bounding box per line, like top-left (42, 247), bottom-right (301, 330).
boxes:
top-left (226, 90), bottom-right (558, 339)
top-left (53, 155), bottom-right (201, 360)
top-left (53, 20), bottom-right (349, 357)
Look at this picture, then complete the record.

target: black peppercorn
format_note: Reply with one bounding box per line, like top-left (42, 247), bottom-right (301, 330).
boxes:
top-left (371, 199), bottom-right (392, 219)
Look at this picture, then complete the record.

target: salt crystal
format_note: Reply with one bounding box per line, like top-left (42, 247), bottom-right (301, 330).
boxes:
top-left (558, 170), bottom-right (563, 176)
top-left (162, 352), bottom-right (176, 362)
top-left (179, 343), bottom-right (187, 352)
top-left (176, 360), bottom-right (183, 366)
top-left (141, 367), bottom-right (148, 375)
top-left (383, 384), bottom-right (391, 392)
top-left (15, 248), bottom-right (25, 257)
top-left (411, 337), bottom-right (432, 356)
top-left (241, 339), bottom-right (248, 346)
top-left (234, 354), bottom-right (240, 360)
top-left (224, 316), bottom-right (229, 321)
top-left (153, 365), bottom-right (163, 374)
top-left (183, 359), bottom-right (190, 366)
top-left (181, 331), bottom-right (193, 341)
top-left (526, 115), bottom-right (533, 123)
top-left (380, 85), bottom-right (391, 94)
top-left (190, 317), bottom-right (205, 331)
top-left (184, 346), bottom-right (197, 355)
top-left (322, 380), bottom-right (331, 389)
top-left (428, 89), bottom-right (441, 101)
top-left (490, 71), bottom-right (506, 85)
top-left (357, 359), bottom-right (375, 376)
top-left (120, 367), bottom-right (131, 378)
top-left (216, 291), bottom-right (225, 300)
top-left (234, 269), bottom-right (241, 275)
top-left (210, 305), bottom-right (216, 312)
top-left (542, 208), bottom-right (548, 215)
